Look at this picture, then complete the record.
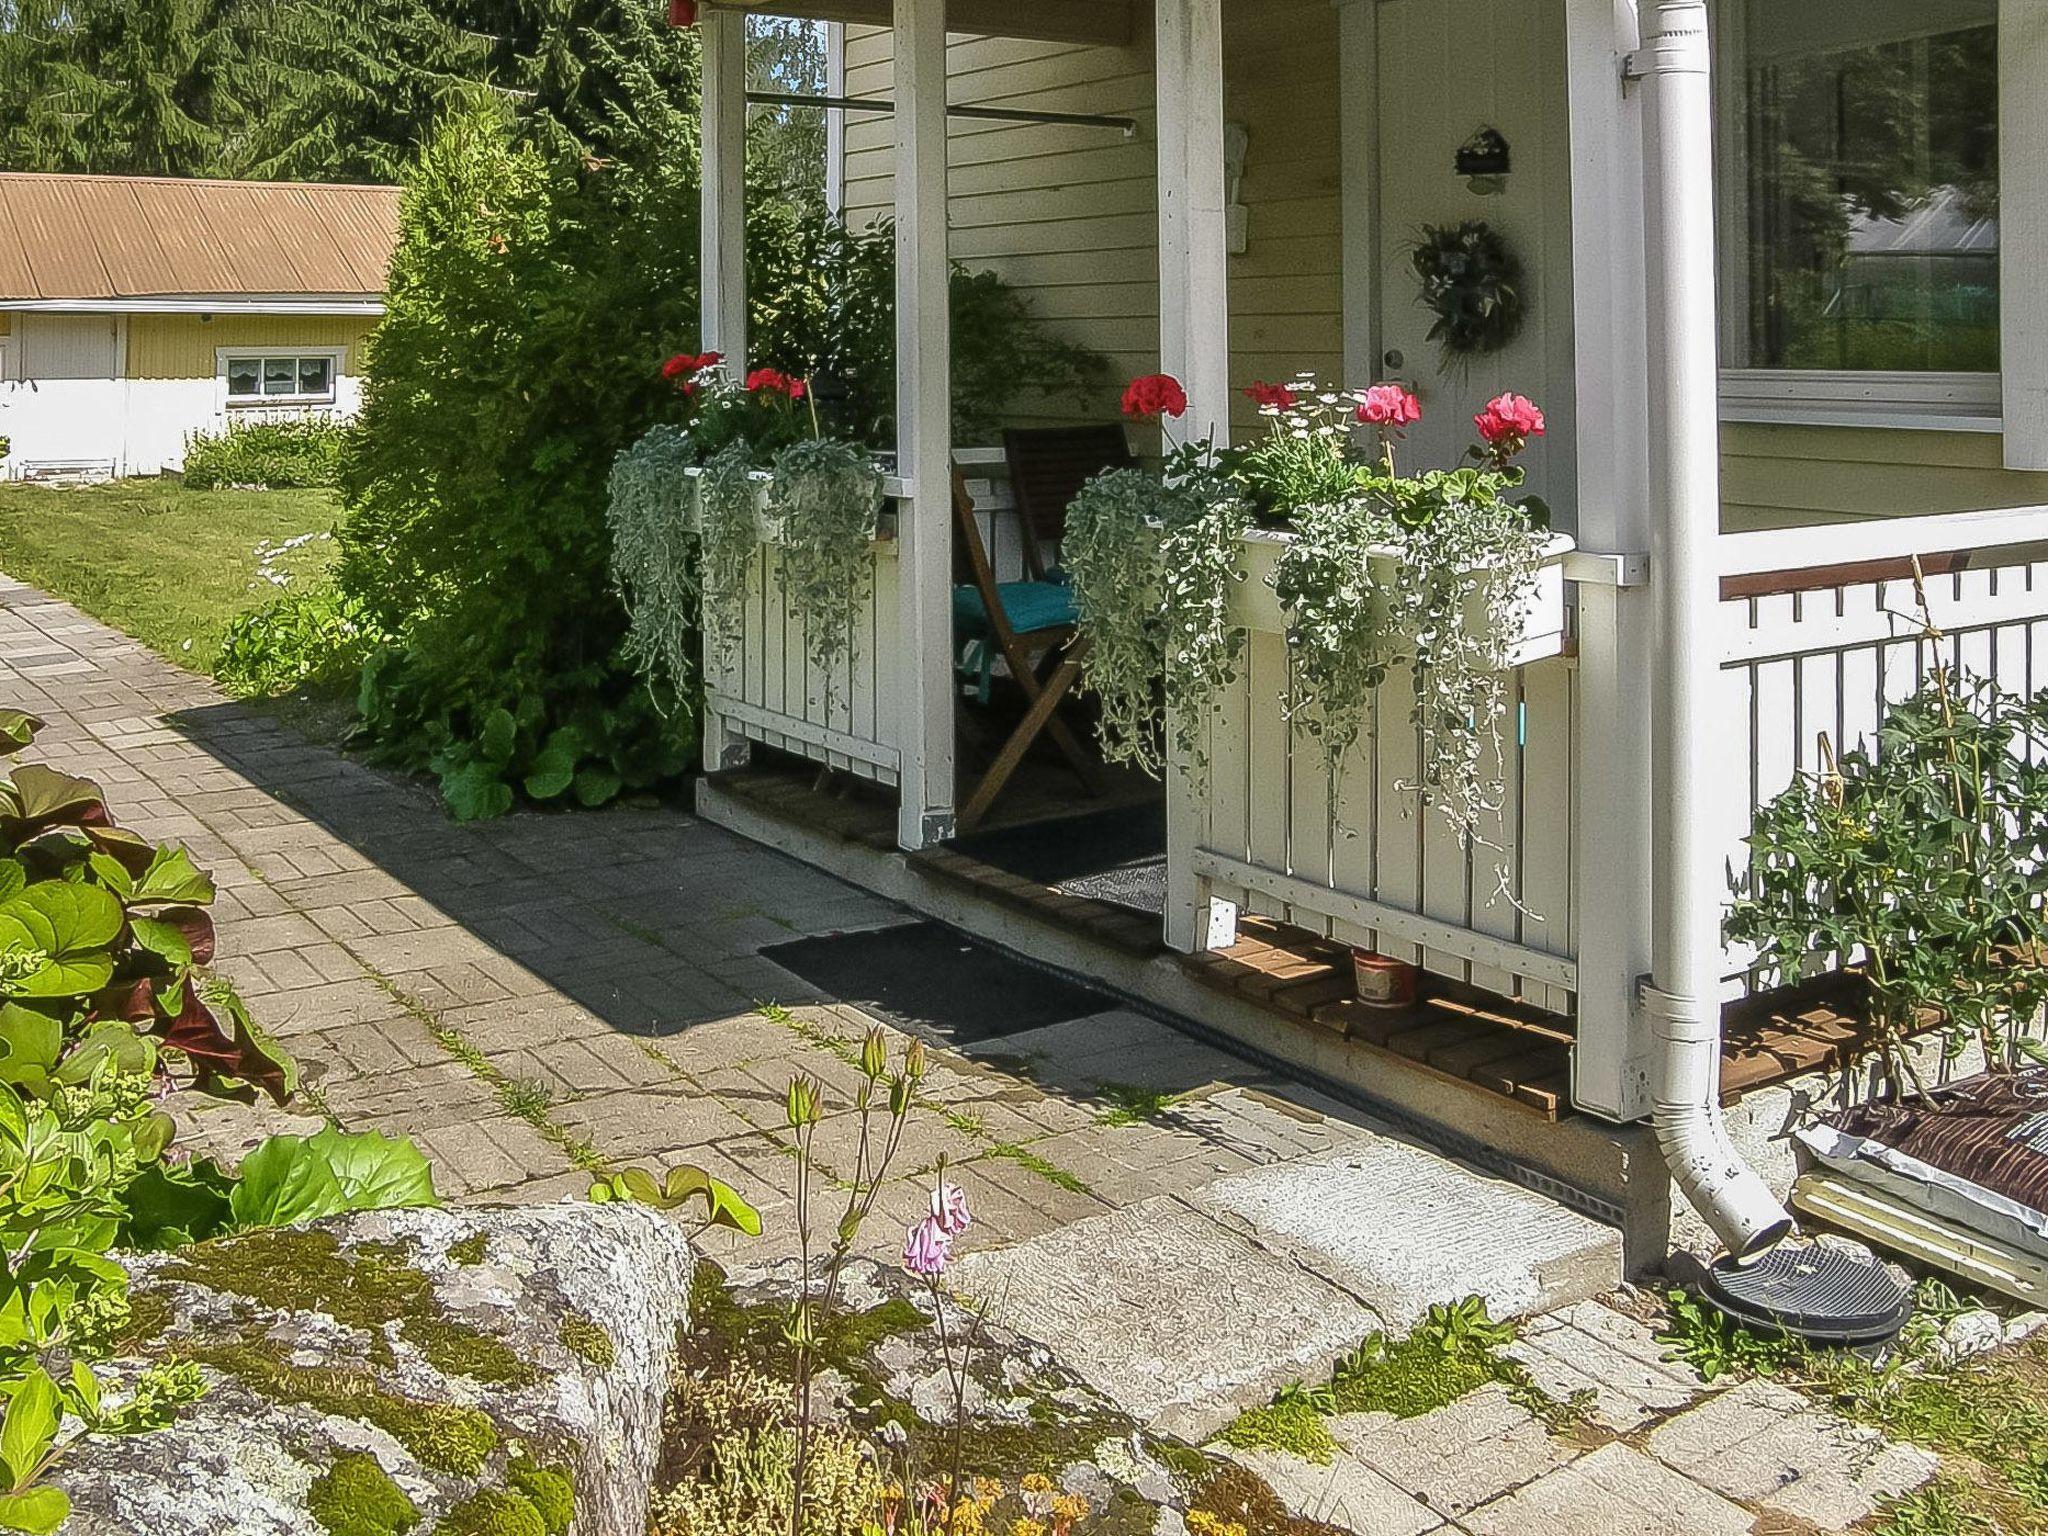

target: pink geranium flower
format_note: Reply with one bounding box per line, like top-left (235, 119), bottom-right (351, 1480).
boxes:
top-left (1357, 384), bottom-right (1422, 428)
top-left (1474, 392), bottom-right (1545, 454)
top-left (903, 1215), bottom-right (952, 1278)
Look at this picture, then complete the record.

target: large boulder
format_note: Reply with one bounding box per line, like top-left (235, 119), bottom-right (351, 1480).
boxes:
top-left (61, 1202), bottom-right (694, 1536)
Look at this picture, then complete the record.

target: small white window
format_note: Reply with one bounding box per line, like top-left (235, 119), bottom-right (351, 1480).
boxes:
top-left (222, 350), bottom-right (338, 406)
top-left (1715, 1), bottom-right (2001, 427)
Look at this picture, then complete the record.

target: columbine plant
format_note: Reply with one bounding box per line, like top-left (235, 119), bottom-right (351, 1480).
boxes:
top-left (609, 352), bottom-right (882, 705)
top-left (785, 1027), bottom-right (924, 1536)
top-left (1062, 371), bottom-right (1553, 853)
top-left (899, 1166), bottom-right (985, 1536)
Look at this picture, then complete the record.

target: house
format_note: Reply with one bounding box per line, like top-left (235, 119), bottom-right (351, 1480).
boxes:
top-left (0, 173), bottom-right (399, 481)
top-left (679, 0), bottom-right (2048, 1271)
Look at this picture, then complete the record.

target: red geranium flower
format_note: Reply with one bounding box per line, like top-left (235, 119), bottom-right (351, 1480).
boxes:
top-left (1357, 384), bottom-right (1422, 428)
top-left (662, 350), bottom-right (722, 386)
top-left (1243, 381), bottom-right (1296, 411)
top-left (1474, 393), bottom-right (1545, 455)
top-left (667, 0), bottom-right (697, 26)
top-left (1121, 373), bottom-right (1189, 420)
top-left (746, 367), bottom-right (807, 401)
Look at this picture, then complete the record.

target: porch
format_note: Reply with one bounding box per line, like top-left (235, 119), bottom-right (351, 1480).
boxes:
top-left (686, 0), bottom-right (2048, 1252)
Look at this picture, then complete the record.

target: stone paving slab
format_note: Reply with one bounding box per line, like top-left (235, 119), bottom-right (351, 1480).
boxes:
top-left (1460, 1441), bottom-right (1755, 1536)
top-left (1334, 1384), bottom-right (1576, 1519)
top-left (1191, 1141), bottom-right (1625, 1329)
top-left (1646, 1377), bottom-right (1940, 1531)
top-left (1502, 1299), bottom-right (1702, 1432)
top-left (1224, 1445), bottom-right (1446, 1536)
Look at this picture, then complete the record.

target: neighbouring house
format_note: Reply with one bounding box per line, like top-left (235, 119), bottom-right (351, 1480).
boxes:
top-left (0, 173), bottom-right (399, 481)
top-left (676, 0), bottom-right (2048, 1273)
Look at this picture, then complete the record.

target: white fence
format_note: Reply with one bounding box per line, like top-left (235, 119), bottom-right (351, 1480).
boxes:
top-left (702, 447), bottom-right (1025, 784)
top-left (1171, 506), bottom-right (2048, 1046)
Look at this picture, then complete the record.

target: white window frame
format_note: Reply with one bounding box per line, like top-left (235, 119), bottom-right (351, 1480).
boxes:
top-left (216, 346), bottom-right (343, 407)
top-left (1710, 0), bottom-right (2003, 433)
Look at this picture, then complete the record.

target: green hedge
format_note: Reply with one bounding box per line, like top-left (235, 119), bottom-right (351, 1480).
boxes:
top-left (182, 418), bottom-right (346, 491)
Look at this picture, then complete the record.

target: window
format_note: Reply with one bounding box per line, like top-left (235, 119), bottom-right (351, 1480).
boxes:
top-left (223, 351), bottom-right (337, 405)
top-left (1718, 2), bottom-right (2001, 421)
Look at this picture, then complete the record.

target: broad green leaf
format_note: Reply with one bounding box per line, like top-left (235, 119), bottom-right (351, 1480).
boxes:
top-left (0, 867), bottom-right (22, 904)
top-left (129, 846), bottom-right (214, 907)
top-left (0, 1007), bottom-right (60, 1091)
top-left (129, 916), bottom-right (193, 969)
top-left (118, 1159), bottom-right (236, 1250)
top-left (85, 854), bottom-right (133, 901)
top-left (0, 1084), bottom-right (26, 1147)
top-left (0, 884), bottom-right (122, 998)
top-left (3, 766), bottom-right (103, 831)
top-left (0, 1369), bottom-right (59, 1490)
top-left (478, 707), bottom-right (518, 766)
top-left (227, 1135), bottom-right (348, 1229)
top-left (305, 1127), bottom-right (440, 1213)
top-left (664, 1165), bottom-right (762, 1235)
top-left (0, 713), bottom-right (41, 756)
top-left (0, 1486), bottom-right (68, 1534)
top-left (51, 1022), bottom-right (154, 1088)
top-left (572, 766), bottom-right (622, 808)
top-left (439, 761), bottom-right (513, 823)
top-left (521, 727), bottom-right (583, 801)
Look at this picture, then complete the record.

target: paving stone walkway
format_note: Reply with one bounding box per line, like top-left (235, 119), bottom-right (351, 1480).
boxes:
top-left (0, 574), bottom-right (1950, 1532)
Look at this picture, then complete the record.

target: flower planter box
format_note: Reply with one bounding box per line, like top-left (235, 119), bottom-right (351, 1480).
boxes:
top-left (678, 465), bottom-right (890, 544)
top-left (1224, 527), bottom-right (1576, 668)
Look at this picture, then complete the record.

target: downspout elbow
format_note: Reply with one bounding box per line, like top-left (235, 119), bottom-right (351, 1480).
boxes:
top-left (1643, 981), bottom-right (1795, 1260)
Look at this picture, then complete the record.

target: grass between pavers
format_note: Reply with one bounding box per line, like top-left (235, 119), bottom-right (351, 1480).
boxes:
top-left (759, 1002), bottom-right (1098, 1197)
top-left (1094, 1080), bottom-right (1188, 1127)
top-left (1661, 1283), bottom-right (2048, 1535)
top-left (0, 478), bottom-right (338, 673)
top-left (1219, 1296), bottom-right (1591, 1465)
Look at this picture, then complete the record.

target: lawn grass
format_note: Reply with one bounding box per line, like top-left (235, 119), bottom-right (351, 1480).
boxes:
top-left (0, 478), bottom-right (340, 675)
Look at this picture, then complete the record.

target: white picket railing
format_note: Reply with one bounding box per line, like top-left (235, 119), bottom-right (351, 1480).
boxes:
top-left (700, 448), bottom-right (1024, 784)
top-left (1712, 507), bottom-right (2048, 997)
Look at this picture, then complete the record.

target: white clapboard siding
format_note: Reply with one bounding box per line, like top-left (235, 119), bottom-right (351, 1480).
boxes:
top-left (703, 449), bottom-right (1030, 786)
top-left (1715, 509), bottom-right (2048, 997)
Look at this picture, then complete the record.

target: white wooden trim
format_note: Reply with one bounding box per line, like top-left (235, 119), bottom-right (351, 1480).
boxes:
top-left (1336, 0), bottom-right (1379, 390)
top-left (825, 22), bottom-right (848, 218)
top-left (2002, 0), bottom-right (2048, 468)
top-left (2, 297), bottom-right (385, 316)
top-left (707, 693), bottom-right (903, 775)
top-left (1718, 505), bottom-right (2048, 576)
top-left (893, 0), bottom-right (956, 849)
top-left (214, 345), bottom-right (345, 407)
top-left (700, 9), bottom-right (749, 373)
top-left (1190, 847), bottom-right (1581, 993)
top-left (1721, 370), bottom-right (2001, 433)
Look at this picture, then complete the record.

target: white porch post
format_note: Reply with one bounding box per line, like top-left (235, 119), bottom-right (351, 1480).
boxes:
top-left (1564, 0), bottom-right (1655, 1122)
top-left (893, 0), bottom-right (956, 849)
top-left (699, 5), bottom-right (750, 774)
top-left (1158, 0), bottom-right (1231, 952)
top-left (1640, 0), bottom-right (1791, 1255)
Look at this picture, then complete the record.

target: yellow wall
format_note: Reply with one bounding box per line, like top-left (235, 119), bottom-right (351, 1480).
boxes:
top-left (843, 0), bottom-right (1343, 441)
top-left (123, 314), bottom-right (376, 381)
top-left (840, 18), bottom-right (2047, 529)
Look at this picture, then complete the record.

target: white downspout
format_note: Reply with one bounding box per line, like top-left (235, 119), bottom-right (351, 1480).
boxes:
top-left (1639, 0), bottom-right (1794, 1259)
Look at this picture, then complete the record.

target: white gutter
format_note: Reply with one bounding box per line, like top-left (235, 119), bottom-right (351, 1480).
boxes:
top-left (1639, 0), bottom-right (1794, 1259)
top-left (0, 297), bottom-right (385, 316)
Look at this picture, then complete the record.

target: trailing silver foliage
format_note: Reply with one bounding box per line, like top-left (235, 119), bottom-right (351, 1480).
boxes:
top-left (767, 438), bottom-right (883, 714)
top-left (607, 425), bottom-right (701, 709)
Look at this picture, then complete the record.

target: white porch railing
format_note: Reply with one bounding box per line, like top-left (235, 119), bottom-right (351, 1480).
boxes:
top-left (701, 449), bottom-right (1027, 785)
top-left (1172, 505), bottom-right (2048, 1045)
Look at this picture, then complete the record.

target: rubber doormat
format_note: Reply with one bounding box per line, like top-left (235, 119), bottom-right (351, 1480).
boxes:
top-left (950, 801), bottom-right (1168, 917)
top-left (759, 921), bottom-right (1113, 1044)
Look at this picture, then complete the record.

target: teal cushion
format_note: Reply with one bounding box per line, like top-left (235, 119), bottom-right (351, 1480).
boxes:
top-left (953, 580), bottom-right (1078, 637)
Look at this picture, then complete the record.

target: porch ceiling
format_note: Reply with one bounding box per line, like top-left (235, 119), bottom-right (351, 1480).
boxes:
top-left (716, 0), bottom-right (1134, 45)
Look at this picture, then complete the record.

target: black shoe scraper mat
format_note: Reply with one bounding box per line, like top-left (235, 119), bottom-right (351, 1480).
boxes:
top-left (949, 801), bottom-right (1169, 917)
top-left (758, 921), bottom-right (1114, 1045)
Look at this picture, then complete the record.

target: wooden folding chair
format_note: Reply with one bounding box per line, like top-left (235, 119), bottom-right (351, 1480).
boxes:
top-left (1001, 425), bottom-right (1137, 579)
top-left (952, 466), bottom-right (1102, 832)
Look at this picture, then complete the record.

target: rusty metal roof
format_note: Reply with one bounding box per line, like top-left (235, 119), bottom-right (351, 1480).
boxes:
top-left (0, 173), bottom-right (400, 304)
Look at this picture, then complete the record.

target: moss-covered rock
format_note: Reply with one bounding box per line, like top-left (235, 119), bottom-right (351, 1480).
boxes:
top-left (57, 1202), bottom-right (692, 1536)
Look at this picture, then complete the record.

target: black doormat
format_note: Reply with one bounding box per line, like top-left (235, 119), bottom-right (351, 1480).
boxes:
top-left (759, 921), bottom-right (1113, 1044)
top-left (950, 801), bottom-right (1168, 917)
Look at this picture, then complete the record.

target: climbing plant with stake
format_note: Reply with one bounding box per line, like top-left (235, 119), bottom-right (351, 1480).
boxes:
top-left (1726, 560), bottom-right (2048, 1100)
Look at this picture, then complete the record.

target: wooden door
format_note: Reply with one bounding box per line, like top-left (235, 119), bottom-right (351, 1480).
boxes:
top-left (1375, 0), bottom-right (1577, 517)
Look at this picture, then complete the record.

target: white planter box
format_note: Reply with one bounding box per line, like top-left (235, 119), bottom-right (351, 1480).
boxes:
top-left (1225, 527), bottom-right (1575, 667)
top-left (679, 464), bottom-right (889, 544)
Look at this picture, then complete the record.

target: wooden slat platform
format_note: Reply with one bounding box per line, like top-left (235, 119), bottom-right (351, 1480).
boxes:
top-left (1180, 917), bottom-right (1577, 1118)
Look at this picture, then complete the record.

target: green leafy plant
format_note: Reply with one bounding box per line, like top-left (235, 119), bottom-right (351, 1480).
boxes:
top-left (180, 418), bottom-right (347, 492)
top-left (215, 585), bottom-right (378, 698)
top-left (1726, 592), bottom-right (2048, 1096)
top-left (608, 425), bottom-right (702, 708)
top-left (588, 1163), bottom-right (761, 1237)
top-left (768, 436), bottom-right (883, 709)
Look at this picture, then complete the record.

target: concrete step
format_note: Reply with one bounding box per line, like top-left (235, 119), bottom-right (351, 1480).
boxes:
top-left (952, 1129), bottom-right (1623, 1439)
